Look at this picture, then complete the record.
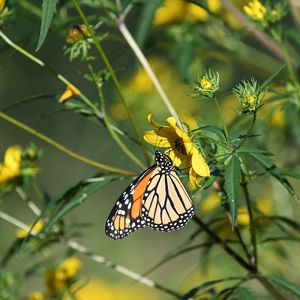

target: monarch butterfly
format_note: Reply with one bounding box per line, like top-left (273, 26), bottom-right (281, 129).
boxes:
top-left (105, 151), bottom-right (194, 240)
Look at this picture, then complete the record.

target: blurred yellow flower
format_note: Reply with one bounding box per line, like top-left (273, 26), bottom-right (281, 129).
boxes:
top-left (185, 3), bottom-right (208, 22)
top-left (208, 0), bottom-right (221, 13)
top-left (0, 145), bottom-right (21, 186)
top-left (59, 84), bottom-right (81, 103)
top-left (237, 206), bottom-right (250, 226)
top-left (66, 24), bottom-right (89, 44)
top-left (244, 0), bottom-right (266, 22)
top-left (270, 108), bottom-right (285, 128)
top-left (27, 291), bottom-right (44, 300)
top-left (16, 220), bottom-right (44, 239)
top-left (129, 68), bottom-right (152, 93)
top-left (45, 257), bottom-right (82, 296)
top-left (56, 257), bottom-right (82, 281)
top-left (0, 0), bottom-right (5, 12)
top-left (257, 196), bottom-right (274, 215)
top-left (200, 192), bottom-right (221, 213)
top-left (144, 114), bottom-right (210, 186)
top-left (154, 0), bottom-right (185, 26)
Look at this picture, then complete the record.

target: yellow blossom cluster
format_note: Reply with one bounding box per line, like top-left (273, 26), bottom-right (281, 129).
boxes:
top-left (0, 146), bottom-right (21, 186)
top-left (154, 0), bottom-right (221, 26)
top-left (144, 114), bottom-right (210, 187)
top-left (28, 257), bottom-right (82, 300)
top-left (16, 220), bottom-right (44, 239)
top-left (243, 0), bottom-right (266, 22)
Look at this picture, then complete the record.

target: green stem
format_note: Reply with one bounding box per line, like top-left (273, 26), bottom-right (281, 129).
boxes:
top-left (0, 111), bottom-right (135, 176)
top-left (71, 0), bottom-right (146, 158)
top-left (117, 18), bottom-right (183, 130)
top-left (15, 187), bottom-right (41, 216)
top-left (0, 30), bottom-right (98, 115)
top-left (87, 63), bottom-right (145, 169)
top-left (234, 113), bottom-right (256, 152)
top-left (0, 210), bottom-right (32, 233)
top-left (241, 173), bottom-right (257, 270)
top-left (213, 96), bottom-right (229, 141)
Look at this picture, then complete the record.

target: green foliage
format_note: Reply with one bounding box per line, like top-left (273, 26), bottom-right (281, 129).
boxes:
top-left (36, 0), bottom-right (59, 50)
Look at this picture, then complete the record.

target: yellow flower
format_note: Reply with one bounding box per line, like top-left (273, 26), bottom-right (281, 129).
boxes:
top-left (208, 0), bottom-right (221, 13)
top-left (56, 257), bottom-right (82, 281)
top-left (237, 206), bottom-right (250, 226)
top-left (144, 115), bottom-right (210, 186)
top-left (66, 24), bottom-right (89, 44)
top-left (0, 145), bottom-right (21, 186)
top-left (45, 257), bottom-right (82, 296)
top-left (0, 0), bottom-right (5, 12)
top-left (16, 220), bottom-right (44, 239)
top-left (27, 291), bottom-right (44, 300)
top-left (59, 84), bottom-right (81, 103)
top-left (128, 68), bottom-right (152, 92)
top-left (185, 3), bottom-right (208, 22)
top-left (154, 0), bottom-right (186, 26)
top-left (199, 77), bottom-right (213, 90)
top-left (200, 192), bottom-right (221, 214)
top-left (257, 196), bottom-right (274, 215)
top-left (244, 0), bottom-right (266, 22)
top-left (270, 108), bottom-right (285, 128)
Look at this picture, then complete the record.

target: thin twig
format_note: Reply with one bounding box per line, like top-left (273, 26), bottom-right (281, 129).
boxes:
top-left (117, 18), bottom-right (183, 130)
top-left (67, 239), bottom-right (181, 299)
top-left (0, 111), bottom-right (135, 175)
top-left (15, 187), bottom-right (41, 216)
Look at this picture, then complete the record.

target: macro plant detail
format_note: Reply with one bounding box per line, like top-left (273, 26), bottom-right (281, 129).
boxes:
top-left (1, 0), bottom-right (300, 300)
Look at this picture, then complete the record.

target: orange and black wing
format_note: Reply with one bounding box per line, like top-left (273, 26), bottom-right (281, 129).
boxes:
top-left (141, 168), bottom-right (194, 231)
top-left (105, 165), bottom-right (156, 240)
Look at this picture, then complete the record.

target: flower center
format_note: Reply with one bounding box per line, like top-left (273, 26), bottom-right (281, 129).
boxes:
top-left (174, 138), bottom-right (187, 155)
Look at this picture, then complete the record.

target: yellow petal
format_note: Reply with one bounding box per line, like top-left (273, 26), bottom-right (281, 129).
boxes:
top-left (167, 150), bottom-right (182, 166)
top-left (59, 84), bottom-right (81, 103)
top-left (4, 145), bottom-right (21, 171)
top-left (0, 0), bottom-right (6, 12)
top-left (143, 130), bottom-right (172, 148)
top-left (147, 114), bottom-right (165, 129)
top-left (191, 148), bottom-right (210, 177)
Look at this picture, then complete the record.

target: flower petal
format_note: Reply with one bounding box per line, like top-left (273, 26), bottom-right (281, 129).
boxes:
top-left (191, 148), bottom-right (210, 177)
top-left (167, 150), bottom-right (182, 166)
top-left (144, 130), bottom-right (172, 148)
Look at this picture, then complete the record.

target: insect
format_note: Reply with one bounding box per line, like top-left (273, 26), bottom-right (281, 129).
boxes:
top-left (105, 151), bottom-right (194, 240)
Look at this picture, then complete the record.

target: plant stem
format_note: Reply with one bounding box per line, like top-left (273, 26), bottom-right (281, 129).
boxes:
top-left (192, 215), bottom-right (255, 272)
top-left (258, 277), bottom-right (286, 300)
top-left (241, 174), bottom-right (257, 270)
top-left (67, 239), bottom-right (181, 299)
top-left (213, 96), bottom-right (229, 141)
top-left (0, 111), bottom-right (135, 176)
top-left (71, 0), bottom-right (147, 160)
top-left (0, 30), bottom-right (97, 115)
top-left (0, 210), bottom-right (32, 233)
top-left (117, 19), bottom-right (183, 130)
top-left (87, 63), bottom-right (145, 169)
top-left (235, 226), bottom-right (252, 263)
top-left (235, 113), bottom-right (256, 152)
top-left (15, 187), bottom-right (41, 216)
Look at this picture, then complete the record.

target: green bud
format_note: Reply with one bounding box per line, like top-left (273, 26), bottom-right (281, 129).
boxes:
top-left (192, 69), bottom-right (220, 98)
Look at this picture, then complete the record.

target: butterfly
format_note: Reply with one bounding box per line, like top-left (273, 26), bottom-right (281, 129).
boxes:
top-left (105, 151), bottom-right (194, 240)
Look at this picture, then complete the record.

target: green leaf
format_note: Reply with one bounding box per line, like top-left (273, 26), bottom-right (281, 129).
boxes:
top-left (36, 0), bottom-right (59, 51)
top-left (260, 64), bottom-right (286, 92)
top-left (280, 171), bottom-right (300, 180)
top-left (224, 155), bottom-right (241, 228)
top-left (181, 277), bottom-right (243, 300)
top-left (249, 153), bottom-right (297, 198)
top-left (40, 174), bottom-right (121, 232)
top-left (237, 147), bottom-right (274, 156)
top-left (268, 275), bottom-right (300, 298)
top-left (234, 287), bottom-right (257, 300)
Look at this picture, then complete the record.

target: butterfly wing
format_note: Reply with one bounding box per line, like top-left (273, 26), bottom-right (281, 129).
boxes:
top-left (105, 165), bottom-right (156, 240)
top-left (141, 168), bottom-right (194, 232)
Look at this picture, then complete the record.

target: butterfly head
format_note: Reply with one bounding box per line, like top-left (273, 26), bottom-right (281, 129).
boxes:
top-left (155, 151), bottom-right (175, 171)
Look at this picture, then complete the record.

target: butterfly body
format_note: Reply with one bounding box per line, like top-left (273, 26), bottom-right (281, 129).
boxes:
top-left (105, 151), bottom-right (194, 240)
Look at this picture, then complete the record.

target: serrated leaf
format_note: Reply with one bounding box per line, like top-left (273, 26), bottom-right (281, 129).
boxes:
top-left (36, 0), bottom-right (59, 51)
top-left (181, 277), bottom-right (243, 300)
top-left (224, 155), bottom-right (241, 228)
top-left (268, 275), bottom-right (300, 298)
top-left (42, 174), bottom-right (121, 232)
